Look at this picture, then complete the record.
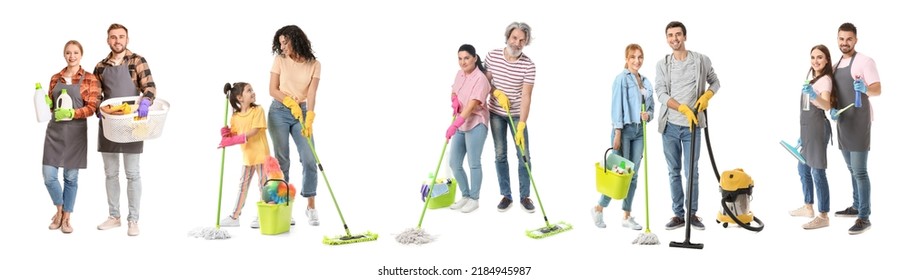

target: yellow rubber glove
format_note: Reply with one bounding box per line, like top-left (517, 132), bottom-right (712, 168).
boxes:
top-left (677, 104), bottom-right (698, 132)
top-left (694, 89), bottom-right (714, 112)
top-left (281, 96), bottom-right (303, 120)
top-left (302, 111), bottom-right (315, 138)
top-left (110, 103), bottom-right (133, 115)
top-left (515, 121), bottom-right (526, 151)
top-left (493, 89), bottom-right (510, 112)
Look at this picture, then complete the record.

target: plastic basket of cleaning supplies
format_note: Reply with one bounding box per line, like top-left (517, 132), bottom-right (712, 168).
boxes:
top-left (421, 177), bottom-right (458, 209)
top-left (99, 96), bottom-right (170, 143)
top-left (594, 148), bottom-right (635, 199)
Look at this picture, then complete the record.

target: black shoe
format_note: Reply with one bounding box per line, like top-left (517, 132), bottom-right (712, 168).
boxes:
top-left (665, 216), bottom-right (685, 230)
top-left (689, 215), bottom-right (705, 230)
top-left (835, 206), bottom-right (858, 217)
top-left (497, 197), bottom-right (513, 212)
top-left (848, 219), bottom-right (871, 235)
top-left (520, 197), bottom-right (535, 213)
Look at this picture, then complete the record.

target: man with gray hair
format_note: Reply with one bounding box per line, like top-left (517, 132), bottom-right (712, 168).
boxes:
top-left (654, 21), bottom-right (720, 231)
top-left (485, 22), bottom-right (537, 213)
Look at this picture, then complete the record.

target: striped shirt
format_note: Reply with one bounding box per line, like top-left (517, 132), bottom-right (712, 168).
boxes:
top-left (93, 49), bottom-right (157, 101)
top-left (485, 48), bottom-right (535, 116)
top-left (48, 66), bottom-right (101, 119)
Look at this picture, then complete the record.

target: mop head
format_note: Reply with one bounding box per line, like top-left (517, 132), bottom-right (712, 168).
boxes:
top-left (525, 221), bottom-right (573, 239)
top-left (395, 227), bottom-right (436, 245)
top-left (187, 226), bottom-right (231, 240)
top-left (323, 231), bottom-right (379, 245)
top-left (632, 231), bottom-right (660, 245)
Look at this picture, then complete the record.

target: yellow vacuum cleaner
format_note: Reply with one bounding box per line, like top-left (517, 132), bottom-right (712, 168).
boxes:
top-left (715, 168), bottom-right (763, 232)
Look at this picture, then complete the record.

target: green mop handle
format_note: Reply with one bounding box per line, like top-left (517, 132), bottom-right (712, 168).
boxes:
top-left (215, 97), bottom-right (229, 229)
top-left (641, 103), bottom-right (650, 233)
top-left (417, 115), bottom-right (456, 229)
top-left (504, 113), bottom-right (550, 228)
top-left (299, 115), bottom-right (352, 237)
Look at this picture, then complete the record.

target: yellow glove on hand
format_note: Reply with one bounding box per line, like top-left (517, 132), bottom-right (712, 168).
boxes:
top-left (515, 121), bottom-right (526, 152)
top-left (281, 96), bottom-right (303, 120)
top-left (678, 104), bottom-right (698, 132)
top-left (493, 89), bottom-right (510, 112)
top-left (694, 90), bottom-right (714, 112)
top-left (302, 111), bottom-right (315, 138)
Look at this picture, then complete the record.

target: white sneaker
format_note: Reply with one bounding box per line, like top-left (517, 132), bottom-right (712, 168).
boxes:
top-left (250, 216), bottom-right (259, 229)
top-left (789, 205), bottom-right (815, 218)
top-left (622, 217), bottom-right (643, 230)
top-left (590, 208), bottom-right (606, 228)
top-left (220, 216), bottom-right (239, 227)
top-left (305, 208), bottom-right (320, 226)
top-left (460, 199), bottom-right (479, 213)
top-left (127, 221), bottom-right (140, 236)
top-left (450, 197), bottom-right (469, 210)
top-left (97, 216), bottom-right (121, 230)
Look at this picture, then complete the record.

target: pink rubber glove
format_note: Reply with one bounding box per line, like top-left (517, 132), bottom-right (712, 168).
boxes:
top-left (446, 115), bottom-right (466, 140)
top-left (218, 134), bottom-right (246, 148)
top-left (451, 94), bottom-right (461, 116)
top-left (221, 126), bottom-right (233, 137)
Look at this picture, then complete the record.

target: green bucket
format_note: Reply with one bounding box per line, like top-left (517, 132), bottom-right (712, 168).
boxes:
top-left (257, 200), bottom-right (294, 235)
top-left (426, 178), bottom-right (458, 209)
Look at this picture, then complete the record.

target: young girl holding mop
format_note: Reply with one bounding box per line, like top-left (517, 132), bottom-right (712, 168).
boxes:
top-left (218, 82), bottom-right (273, 228)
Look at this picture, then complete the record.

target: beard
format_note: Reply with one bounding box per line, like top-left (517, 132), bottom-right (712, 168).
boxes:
top-left (506, 46), bottom-right (523, 57)
top-left (839, 45), bottom-right (853, 54)
top-left (110, 44), bottom-right (125, 54)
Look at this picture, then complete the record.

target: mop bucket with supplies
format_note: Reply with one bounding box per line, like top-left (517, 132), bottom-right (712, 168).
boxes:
top-left (420, 174), bottom-right (458, 209)
top-left (99, 96), bottom-right (170, 143)
top-left (715, 168), bottom-right (764, 232)
top-left (257, 178), bottom-right (295, 235)
top-left (594, 148), bottom-right (635, 200)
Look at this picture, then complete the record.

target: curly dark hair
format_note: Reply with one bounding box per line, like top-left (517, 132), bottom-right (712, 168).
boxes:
top-left (272, 25), bottom-right (316, 61)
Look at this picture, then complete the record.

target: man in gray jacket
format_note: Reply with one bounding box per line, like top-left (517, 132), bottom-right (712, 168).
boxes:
top-left (654, 21), bottom-right (720, 231)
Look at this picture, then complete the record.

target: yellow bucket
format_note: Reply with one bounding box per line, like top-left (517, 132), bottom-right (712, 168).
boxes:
top-left (594, 149), bottom-right (634, 199)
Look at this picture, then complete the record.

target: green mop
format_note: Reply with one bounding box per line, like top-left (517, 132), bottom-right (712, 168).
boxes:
top-left (294, 114), bottom-right (378, 245)
top-left (188, 94), bottom-right (232, 240)
top-left (633, 104), bottom-right (659, 245)
top-left (502, 113), bottom-right (573, 239)
top-left (396, 117), bottom-right (454, 245)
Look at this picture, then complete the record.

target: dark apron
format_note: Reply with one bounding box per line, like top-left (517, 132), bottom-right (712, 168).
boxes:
top-left (799, 72), bottom-right (831, 169)
top-left (833, 54), bottom-right (871, 152)
top-left (98, 62), bottom-right (143, 153)
top-left (43, 75), bottom-right (88, 169)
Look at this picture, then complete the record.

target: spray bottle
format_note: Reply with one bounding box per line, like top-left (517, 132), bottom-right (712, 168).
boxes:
top-left (34, 83), bottom-right (52, 122)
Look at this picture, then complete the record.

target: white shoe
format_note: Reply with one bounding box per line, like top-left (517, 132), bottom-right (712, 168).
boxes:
top-left (460, 199), bottom-right (479, 213)
top-left (305, 208), bottom-right (320, 226)
top-left (450, 197), bottom-right (469, 210)
top-left (250, 216), bottom-right (259, 229)
top-left (590, 208), bottom-right (606, 228)
top-left (789, 205), bottom-right (815, 218)
top-left (622, 217), bottom-right (643, 230)
top-left (220, 216), bottom-right (239, 227)
top-left (97, 216), bottom-right (121, 230)
top-left (127, 221), bottom-right (140, 236)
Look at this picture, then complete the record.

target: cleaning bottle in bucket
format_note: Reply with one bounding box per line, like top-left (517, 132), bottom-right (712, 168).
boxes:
top-left (56, 89), bottom-right (74, 121)
top-left (34, 82), bottom-right (52, 122)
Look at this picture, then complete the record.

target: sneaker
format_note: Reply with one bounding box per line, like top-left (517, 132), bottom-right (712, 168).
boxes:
top-left (250, 216), bottom-right (260, 229)
top-left (665, 216), bottom-right (685, 230)
top-left (590, 208), bottom-right (606, 228)
top-left (520, 197), bottom-right (535, 213)
top-left (848, 219), bottom-right (871, 235)
top-left (497, 197), bottom-right (513, 212)
top-left (305, 208), bottom-right (319, 226)
top-left (460, 199), bottom-right (479, 213)
top-left (127, 221), bottom-right (139, 236)
top-left (802, 216), bottom-right (829, 230)
top-left (789, 205), bottom-right (815, 218)
top-left (690, 215), bottom-right (705, 230)
top-left (450, 197), bottom-right (469, 210)
top-left (220, 216), bottom-right (239, 227)
top-left (60, 218), bottom-right (73, 234)
top-left (835, 206), bottom-right (858, 217)
top-left (622, 217), bottom-right (643, 231)
top-left (97, 216), bottom-right (121, 230)
top-left (49, 214), bottom-right (62, 230)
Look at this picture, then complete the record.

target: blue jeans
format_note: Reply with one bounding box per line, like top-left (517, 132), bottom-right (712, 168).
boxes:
top-left (841, 150), bottom-right (871, 220)
top-left (449, 123), bottom-right (488, 200)
top-left (102, 152), bottom-right (142, 221)
top-left (43, 165), bottom-right (79, 213)
top-left (598, 123), bottom-right (644, 212)
top-left (662, 122), bottom-right (700, 218)
top-left (797, 162), bottom-right (830, 212)
top-left (268, 100), bottom-right (318, 197)
top-left (489, 113), bottom-right (530, 200)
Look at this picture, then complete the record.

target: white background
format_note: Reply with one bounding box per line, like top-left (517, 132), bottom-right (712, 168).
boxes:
top-left (2, 0), bottom-right (903, 279)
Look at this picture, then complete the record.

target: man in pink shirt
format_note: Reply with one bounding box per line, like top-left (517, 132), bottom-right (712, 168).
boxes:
top-left (829, 22), bottom-right (881, 235)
